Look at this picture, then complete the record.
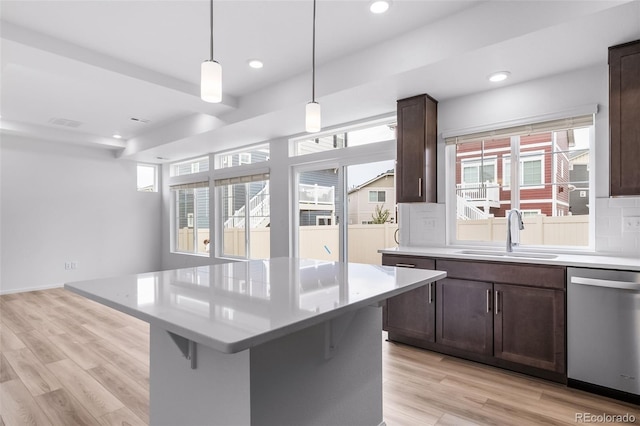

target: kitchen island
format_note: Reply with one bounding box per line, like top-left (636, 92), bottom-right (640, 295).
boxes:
top-left (65, 257), bottom-right (446, 426)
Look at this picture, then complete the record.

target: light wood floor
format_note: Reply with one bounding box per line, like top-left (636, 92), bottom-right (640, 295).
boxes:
top-left (1, 289), bottom-right (638, 426)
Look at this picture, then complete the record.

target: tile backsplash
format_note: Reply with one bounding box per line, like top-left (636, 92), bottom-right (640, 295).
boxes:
top-left (595, 197), bottom-right (640, 257)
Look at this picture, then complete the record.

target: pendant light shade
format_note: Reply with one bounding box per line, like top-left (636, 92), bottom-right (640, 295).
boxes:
top-left (201, 60), bottom-right (222, 103)
top-left (201, 0), bottom-right (221, 103)
top-left (305, 101), bottom-right (321, 133)
top-left (305, 0), bottom-right (321, 133)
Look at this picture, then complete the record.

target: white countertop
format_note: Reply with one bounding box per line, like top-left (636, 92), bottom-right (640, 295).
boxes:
top-left (65, 257), bottom-right (446, 354)
top-left (379, 246), bottom-right (640, 271)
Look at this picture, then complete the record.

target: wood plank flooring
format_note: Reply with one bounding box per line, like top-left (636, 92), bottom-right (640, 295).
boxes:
top-left (1, 288), bottom-right (638, 425)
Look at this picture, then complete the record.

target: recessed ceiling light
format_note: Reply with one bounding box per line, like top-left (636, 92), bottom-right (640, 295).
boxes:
top-left (370, 0), bottom-right (390, 14)
top-left (488, 71), bottom-right (511, 82)
top-left (113, 134), bottom-right (123, 139)
top-left (248, 59), bottom-right (263, 69)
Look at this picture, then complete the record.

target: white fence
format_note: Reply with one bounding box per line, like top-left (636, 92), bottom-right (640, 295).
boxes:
top-left (179, 224), bottom-right (398, 264)
top-left (457, 215), bottom-right (589, 246)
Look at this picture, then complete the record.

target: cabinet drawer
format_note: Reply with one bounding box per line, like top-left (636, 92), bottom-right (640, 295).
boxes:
top-left (382, 255), bottom-right (435, 270)
top-left (436, 259), bottom-right (565, 289)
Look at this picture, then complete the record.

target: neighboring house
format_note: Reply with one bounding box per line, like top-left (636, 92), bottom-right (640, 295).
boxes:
top-left (347, 171), bottom-right (396, 224)
top-left (456, 131), bottom-right (572, 218)
top-left (569, 150), bottom-right (590, 215)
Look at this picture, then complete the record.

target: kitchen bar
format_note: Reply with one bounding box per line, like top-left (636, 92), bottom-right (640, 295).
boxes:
top-left (65, 257), bottom-right (446, 426)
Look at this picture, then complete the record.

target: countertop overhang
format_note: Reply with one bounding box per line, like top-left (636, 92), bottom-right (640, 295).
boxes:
top-left (65, 257), bottom-right (446, 354)
top-left (379, 246), bottom-right (640, 272)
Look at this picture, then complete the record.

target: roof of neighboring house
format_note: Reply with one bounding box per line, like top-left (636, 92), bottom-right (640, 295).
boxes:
top-left (569, 150), bottom-right (590, 163)
top-left (348, 170), bottom-right (394, 194)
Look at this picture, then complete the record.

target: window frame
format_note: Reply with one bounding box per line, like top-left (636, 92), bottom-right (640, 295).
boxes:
top-left (445, 110), bottom-right (596, 252)
top-left (137, 163), bottom-right (158, 192)
top-left (170, 181), bottom-right (210, 256)
top-left (368, 190), bottom-right (386, 203)
top-left (460, 157), bottom-right (498, 185)
top-left (502, 150), bottom-right (546, 190)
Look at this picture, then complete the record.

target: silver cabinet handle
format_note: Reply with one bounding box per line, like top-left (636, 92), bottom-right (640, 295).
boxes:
top-left (418, 178), bottom-right (422, 197)
top-left (395, 263), bottom-right (416, 268)
top-left (495, 290), bottom-right (500, 315)
top-left (428, 283), bottom-right (433, 304)
top-left (486, 289), bottom-right (491, 313)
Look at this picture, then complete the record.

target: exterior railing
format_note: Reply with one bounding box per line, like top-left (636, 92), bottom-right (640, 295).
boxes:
top-left (299, 184), bottom-right (335, 205)
top-left (456, 182), bottom-right (500, 202)
top-left (224, 183), bottom-right (270, 228)
top-left (457, 195), bottom-right (490, 220)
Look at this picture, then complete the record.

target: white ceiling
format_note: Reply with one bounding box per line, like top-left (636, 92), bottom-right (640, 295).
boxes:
top-left (1, 0), bottom-right (639, 163)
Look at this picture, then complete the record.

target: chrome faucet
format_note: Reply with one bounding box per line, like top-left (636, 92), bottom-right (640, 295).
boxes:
top-left (506, 209), bottom-right (524, 252)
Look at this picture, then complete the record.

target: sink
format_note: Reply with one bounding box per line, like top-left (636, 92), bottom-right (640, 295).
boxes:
top-left (457, 250), bottom-right (558, 260)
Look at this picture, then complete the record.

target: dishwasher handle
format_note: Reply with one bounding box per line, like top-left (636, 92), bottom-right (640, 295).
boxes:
top-left (570, 276), bottom-right (640, 291)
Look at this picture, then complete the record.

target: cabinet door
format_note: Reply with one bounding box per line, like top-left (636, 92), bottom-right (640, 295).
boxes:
top-left (382, 255), bottom-right (436, 342)
top-left (494, 284), bottom-right (565, 373)
top-left (396, 94), bottom-right (437, 203)
top-left (385, 283), bottom-right (435, 342)
top-left (609, 39), bottom-right (640, 196)
top-left (436, 278), bottom-right (493, 355)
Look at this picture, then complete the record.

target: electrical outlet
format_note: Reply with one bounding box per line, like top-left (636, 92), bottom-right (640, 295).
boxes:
top-left (623, 216), bottom-right (640, 232)
top-left (65, 261), bottom-right (72, 270)
top-left (71, 261), bottom-right (78, 269)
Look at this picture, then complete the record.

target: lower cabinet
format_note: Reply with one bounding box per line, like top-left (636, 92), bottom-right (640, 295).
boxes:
top-left (382, 255), bottom-right (435, 342)
top-left (382, 254), bottom-right (567, 382)
top-left (436, 278), bottom-right (493, 355)
top-left (493, 283), bottom-right (565, 373)
top-left (386, 284), bottom-right (435, 342)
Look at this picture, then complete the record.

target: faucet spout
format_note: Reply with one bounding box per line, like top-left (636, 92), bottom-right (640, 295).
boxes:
top-left (506, 209), bottom-right (525, 252)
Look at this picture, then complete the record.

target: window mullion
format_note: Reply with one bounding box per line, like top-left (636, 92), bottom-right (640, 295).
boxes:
top-left (244, 183), bottom-right (250, 259)
top-left (510, 136), bottom-right (520, 210)
top-left (193, 189), bottom-right (199, 254)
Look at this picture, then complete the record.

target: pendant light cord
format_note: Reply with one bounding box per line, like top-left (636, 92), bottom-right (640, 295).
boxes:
top-left (311, 0), bottom-right (316, 102)
top-left (209, 0), bottom-right (214, 61)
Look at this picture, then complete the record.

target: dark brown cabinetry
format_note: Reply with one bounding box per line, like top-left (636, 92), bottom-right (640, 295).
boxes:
top-left (493, 283), bottom-right (565, 373)
top-left (382, 255), bottom-right (435, 342)
top-left (609, 39), bottom-right (640, 196)
top-left (436, 278), bottom-right (493, 355)
top-left (382, 254), bottom-right (567, 382)
top-left (396, 94), bottom-right (438, 203)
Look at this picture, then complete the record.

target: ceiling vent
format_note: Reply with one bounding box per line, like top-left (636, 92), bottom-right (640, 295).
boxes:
top-left (49, 117), bottom-right (83, 128)
top-left (130, 117), bottom-right (151, 124)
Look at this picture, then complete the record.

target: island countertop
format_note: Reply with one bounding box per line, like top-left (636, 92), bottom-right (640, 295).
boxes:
top-left (65, 257), bottom-right (446, 354)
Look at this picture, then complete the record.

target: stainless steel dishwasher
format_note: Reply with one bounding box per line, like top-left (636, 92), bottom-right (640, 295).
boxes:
top-left (567, 267), bottom-right (640, 403)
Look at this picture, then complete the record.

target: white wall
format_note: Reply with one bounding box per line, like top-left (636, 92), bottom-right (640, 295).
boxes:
top-left (0, 135), bottom-right (163, 293)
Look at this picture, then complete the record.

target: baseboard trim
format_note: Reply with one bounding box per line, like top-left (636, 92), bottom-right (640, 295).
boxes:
top-left (0, 283), bottom-right (63, 295)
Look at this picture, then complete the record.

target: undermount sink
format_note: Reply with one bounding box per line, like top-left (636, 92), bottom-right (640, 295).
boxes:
top-left (457, 250), bottom-right (558, 260)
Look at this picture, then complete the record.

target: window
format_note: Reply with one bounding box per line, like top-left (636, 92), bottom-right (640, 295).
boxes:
top-left (461, 159), bottom-right (497, 185)
top-left (215, 144), bottom-right (269, 169)
top-left (171, 182), bottom-right (209, 255)
top-left (170, 157), bottom-right (209, 177)
top-left (448, 114), bottom-right (593, 248)
top-left (291, 119), bottom-right (395, 156)
top-left (216, 173), bottom-right (270, 259)
top-left (503, 152), bottom-right (545, 189)
top-left (137, 164), bottom-right (157, 192)
top-left (368, 190), bottom-right (386, 202)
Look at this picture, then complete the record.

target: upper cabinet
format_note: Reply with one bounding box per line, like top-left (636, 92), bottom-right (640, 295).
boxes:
top-left (609, 39), bottom-right (640, 196)
top-left (396, 94), bottom-right (438, 203)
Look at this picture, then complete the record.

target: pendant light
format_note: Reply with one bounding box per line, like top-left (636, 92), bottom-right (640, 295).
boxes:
top-left (201, 0), bottom-right (222, 103)
top-left (305, 0), bottom-right (321, 133)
